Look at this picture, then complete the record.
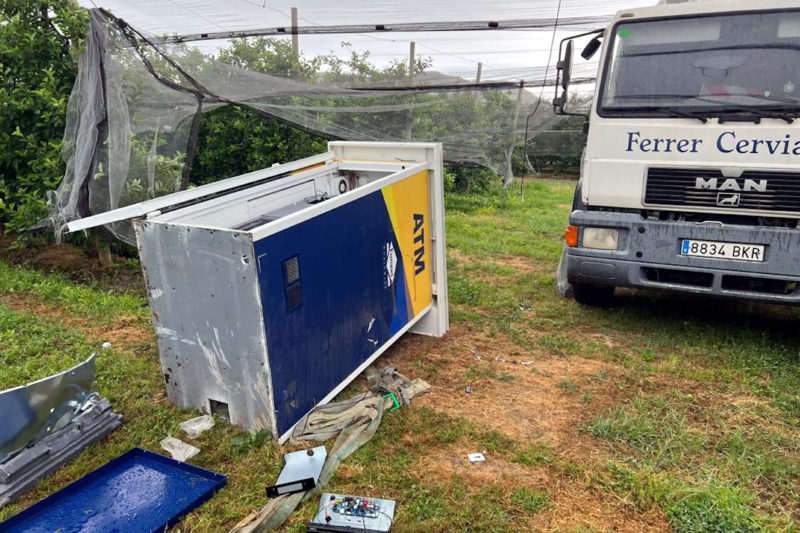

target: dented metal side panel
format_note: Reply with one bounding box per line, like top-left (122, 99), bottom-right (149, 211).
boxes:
top-left (134, 220), bottom-right (276, 434)
top-left (0, 355), bottom-right (96, 462)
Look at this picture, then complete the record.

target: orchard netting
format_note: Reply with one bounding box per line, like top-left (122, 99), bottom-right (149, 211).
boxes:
top-left (49, 4), bottom-right (634, 242)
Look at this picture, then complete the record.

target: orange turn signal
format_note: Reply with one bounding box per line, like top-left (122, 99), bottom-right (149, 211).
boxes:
top-left (565, 225), bottom-right (579, 247)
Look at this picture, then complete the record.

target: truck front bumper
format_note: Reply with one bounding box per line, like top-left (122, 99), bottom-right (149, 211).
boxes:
top-left (566, 210), bottom-right (800, 304)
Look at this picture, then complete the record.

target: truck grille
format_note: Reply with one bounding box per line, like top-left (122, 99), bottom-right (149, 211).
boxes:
top-left (644, 168), bottom-right (800, 213)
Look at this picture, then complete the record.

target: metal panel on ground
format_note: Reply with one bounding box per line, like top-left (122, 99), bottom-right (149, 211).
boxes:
top-left (0, 448), bottom-right (226, 533)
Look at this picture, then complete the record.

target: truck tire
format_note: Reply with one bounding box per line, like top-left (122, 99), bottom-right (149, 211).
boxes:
top-left (573, 283), bottom-right (615, 307)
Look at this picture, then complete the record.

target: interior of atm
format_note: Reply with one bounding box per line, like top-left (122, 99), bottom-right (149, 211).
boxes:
top-left (151, 162), bottom-right (396, 232)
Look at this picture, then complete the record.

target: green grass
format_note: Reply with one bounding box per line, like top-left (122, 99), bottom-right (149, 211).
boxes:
top-left (0, 260), bottom-right (147, 323)
top-left (511, 487), bottom-right (550, 514)
top-left (0, 304), bottom-right (97, 388)
top-left (443, 180), bottom-right (800, 531)
top-left (2, 178), bottom-right (799, 531)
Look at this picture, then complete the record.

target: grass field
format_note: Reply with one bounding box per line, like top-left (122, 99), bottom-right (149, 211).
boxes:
top-left (1, 178), bottom-right (798, 532)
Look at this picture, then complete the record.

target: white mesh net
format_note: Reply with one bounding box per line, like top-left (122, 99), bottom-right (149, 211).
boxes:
top-left (49, 7), bottom-right (613, 242)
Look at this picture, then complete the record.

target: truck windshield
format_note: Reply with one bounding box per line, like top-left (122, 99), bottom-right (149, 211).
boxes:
top-left (599, 10), bottom-right (800, 117)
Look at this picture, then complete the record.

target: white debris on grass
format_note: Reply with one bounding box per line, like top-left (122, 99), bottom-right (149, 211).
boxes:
top-left (160, 436), bottom-right (200, 462)
top-left (179, 414), bottom-right (215, 438)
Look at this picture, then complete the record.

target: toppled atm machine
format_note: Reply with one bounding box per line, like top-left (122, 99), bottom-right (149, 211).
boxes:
top-left (68, 142), bottom-right (449, 441)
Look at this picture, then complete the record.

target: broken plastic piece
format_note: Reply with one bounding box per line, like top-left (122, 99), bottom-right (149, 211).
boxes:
top-left (383, 393), bottom-right (401, 412)
top-left (467, 453), bottom-right (486, 463)
top-left (179, 414), bottom-right (215, 438)
top-left (160, 436), bottom-right (200, 462)
top-left (266, 446), bottom-right (327, 498)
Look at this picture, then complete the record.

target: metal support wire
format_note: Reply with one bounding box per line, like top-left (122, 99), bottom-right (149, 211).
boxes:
top-left (156, 16), bottom-right (612, 44)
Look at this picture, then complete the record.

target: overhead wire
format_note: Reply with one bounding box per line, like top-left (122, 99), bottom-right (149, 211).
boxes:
top-left (235, 0), bottom-right (498, 71)
top-left (521, 0), bottom-right (563, 195)
top-left (165, 0), bottom-right (228, 33)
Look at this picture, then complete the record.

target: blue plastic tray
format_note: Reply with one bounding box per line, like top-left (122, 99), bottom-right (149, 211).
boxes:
top-left (0, 448), bottom-right (226, 533)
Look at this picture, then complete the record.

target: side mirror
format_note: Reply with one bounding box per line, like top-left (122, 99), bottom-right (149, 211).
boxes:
top-left (558, 40), bottom-right (574, 90)
top-left (554, 40), bottom-right (573, 114)
top-left (552, 92), bottom-right (569, 114)
top-left (581, 36), bottom-right (602, 60)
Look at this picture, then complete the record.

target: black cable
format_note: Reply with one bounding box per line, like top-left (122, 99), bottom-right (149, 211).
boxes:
top-left (379, 510), bottom-right (394, 525)
top-left (521, 0), bottom-right (563, 195)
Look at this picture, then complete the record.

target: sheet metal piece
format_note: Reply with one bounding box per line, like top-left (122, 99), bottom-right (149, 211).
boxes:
top-left (0, 397), bottom-right (123, 509)
top-left (266, 446), bottom-right (327, 497)
top-left (0, 355), bottom-right (96, 463)
top-left (0, 448), bottom-right (226, 532)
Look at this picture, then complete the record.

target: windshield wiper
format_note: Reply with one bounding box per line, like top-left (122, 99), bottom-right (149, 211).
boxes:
top-left (660, 108), bottom-right (709, 123)
top-left (714, 105), bottom-right (796, 124)
top-left (612, 95), bottom-right (798, 123)
top-left (610, 105), bottom-right (709, 122)
top-left (693, 96), bottom-right (798, 123)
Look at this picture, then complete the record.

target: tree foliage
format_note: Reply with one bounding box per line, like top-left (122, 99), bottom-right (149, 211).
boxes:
top-left (0, 6), bottom-right (582, 236)
top-left (0, 0), bottom-right (87, 232)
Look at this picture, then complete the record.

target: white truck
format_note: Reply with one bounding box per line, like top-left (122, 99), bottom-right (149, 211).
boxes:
top-left (554, 0), bottom-right (800, 306)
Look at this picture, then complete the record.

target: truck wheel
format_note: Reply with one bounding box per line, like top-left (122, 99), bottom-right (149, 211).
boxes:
top-left (573, 283), bottom-right (615, 307)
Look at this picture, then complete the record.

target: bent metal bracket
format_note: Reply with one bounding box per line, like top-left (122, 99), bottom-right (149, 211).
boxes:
top-left (0, 355), bottom-right (97, 463)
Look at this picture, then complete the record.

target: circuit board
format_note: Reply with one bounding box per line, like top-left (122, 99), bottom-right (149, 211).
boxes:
top-left (307, 493), bottom-right (395, 533)
top-left (332, 496), bottom-right (380, 518)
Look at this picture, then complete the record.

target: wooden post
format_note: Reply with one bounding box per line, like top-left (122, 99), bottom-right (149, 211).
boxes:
top-left (476, 62), bottom-right (483, 83)
top-left (503, 80), bottom-right (525, 189)
top-left (408, 41), bottom-right (416, 77)
top-left (291, 7), bottom-right (299, 58)
top-left (405, 42), bottom-right (416, 140)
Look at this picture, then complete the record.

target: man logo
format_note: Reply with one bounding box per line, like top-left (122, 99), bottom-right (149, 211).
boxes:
top-left (716, 192), bottom-right (741, 207)
top-left (694, 177), bottom-right (767, 192)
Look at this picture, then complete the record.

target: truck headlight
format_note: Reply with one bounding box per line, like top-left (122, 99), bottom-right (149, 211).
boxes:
top-left (583, 227), bottom-right (619, 250)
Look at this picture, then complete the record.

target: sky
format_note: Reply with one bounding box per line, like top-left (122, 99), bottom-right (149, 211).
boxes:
top-left (74, 0), bottom-right (657, 82)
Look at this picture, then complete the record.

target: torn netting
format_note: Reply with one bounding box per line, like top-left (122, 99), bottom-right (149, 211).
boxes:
top-left (50, 9), bottom-right (592, 243)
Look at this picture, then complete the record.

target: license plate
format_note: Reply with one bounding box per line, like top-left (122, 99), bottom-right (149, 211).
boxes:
top-left (680, 239), bottom-right (764, 262)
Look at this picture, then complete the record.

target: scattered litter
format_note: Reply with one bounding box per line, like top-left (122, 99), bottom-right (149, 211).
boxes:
top-left (231, 366), bottom-right (428, 533)
top-left (465, 386), bottom-right (473, 393)
top-left (179, 414), bottom-right (215, 438)
top-left (495, 354), bottom-right (506, 362)
top-left (518, 361), bottom-right (535, 366)
top-left (160, 436), bottom-right (200, 462)
top-left (0, 448), bottom-right (225, 533)
top-left (266, 446), bottom-right (327, 498)
top-left (467, 453), bottom-right (486, 463)
top-left (308, 493), bottom-right (395, 532)
top-left (470, 347), bottom-right (482, 360)
top-left (101, 342), bottom-right (112, 349)
top-left (519, 304), bottom-right (532, 311)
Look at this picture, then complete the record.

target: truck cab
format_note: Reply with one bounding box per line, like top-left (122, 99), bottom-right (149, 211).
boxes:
top-left (556, 0), bottom-right (800, 306)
